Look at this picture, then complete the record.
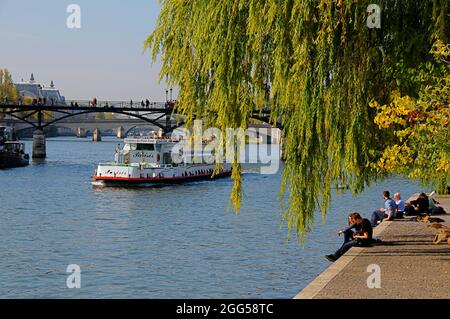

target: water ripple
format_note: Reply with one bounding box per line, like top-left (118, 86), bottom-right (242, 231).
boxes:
top-left (0, 137), bottom-right (425, 298)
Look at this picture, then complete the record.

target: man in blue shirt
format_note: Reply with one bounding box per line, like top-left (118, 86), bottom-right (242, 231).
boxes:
top-left (371, 191), bottom-right (396, 227)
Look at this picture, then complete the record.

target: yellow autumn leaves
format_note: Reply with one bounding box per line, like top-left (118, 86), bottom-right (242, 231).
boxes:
top-left (370, 41), bottom-right (450, 192)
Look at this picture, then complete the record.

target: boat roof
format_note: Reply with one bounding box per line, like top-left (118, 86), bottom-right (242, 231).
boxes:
top-left (124, 137), bottom-right (176, 144)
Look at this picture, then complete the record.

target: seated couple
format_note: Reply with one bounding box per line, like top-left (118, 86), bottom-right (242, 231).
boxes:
top-left (371, 191), bottom-right (404, 227)
top-left (325, 212), bottom-right (373, 262)
top-left (408, 192), bottom-right (447, 216)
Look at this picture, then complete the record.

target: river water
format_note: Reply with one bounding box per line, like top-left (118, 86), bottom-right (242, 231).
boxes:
top-left (0, 137), bottom-right (423, 298)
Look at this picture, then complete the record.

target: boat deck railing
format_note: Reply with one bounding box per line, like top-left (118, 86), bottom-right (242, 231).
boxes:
top-left (97, 163), bottom-right (175, 169)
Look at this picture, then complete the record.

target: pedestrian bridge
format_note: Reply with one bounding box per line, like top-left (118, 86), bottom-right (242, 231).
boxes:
top-left (0, 99), bottom-right (277, 158)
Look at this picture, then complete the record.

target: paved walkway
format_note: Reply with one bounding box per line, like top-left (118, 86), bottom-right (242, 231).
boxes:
top-left (295, 196), bottom-right (450, 299)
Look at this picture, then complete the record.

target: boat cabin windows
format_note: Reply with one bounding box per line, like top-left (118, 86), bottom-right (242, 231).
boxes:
top-left (4, 143), bottom-right (24, 153)
top-left (0, 127), bottom-right (14, 141)
top-left (124, 143), bottom-right (156, 151)
top-left (136, 143), bottom-right (155, 151)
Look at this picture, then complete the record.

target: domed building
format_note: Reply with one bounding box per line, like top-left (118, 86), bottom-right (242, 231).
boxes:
top-left (41, 81), bottom-right (65, 105)
top-left (15, 74), bottom-right (66, 105)
top-left (14, 74), bottom-right (42, 99)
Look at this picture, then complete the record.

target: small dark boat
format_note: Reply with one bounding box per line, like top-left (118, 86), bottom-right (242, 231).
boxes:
top-left (0, 127), bottom-right (29, 169)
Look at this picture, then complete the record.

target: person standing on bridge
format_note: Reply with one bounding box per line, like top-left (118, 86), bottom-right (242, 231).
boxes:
top-left (145, 99), bottom-right (150, 108)
top-left (130, 100), bottom-right (133, 108)
top-left (141, 100), bottom-right (145, 107)
top-left (93, 97), bottom-right (97, 107)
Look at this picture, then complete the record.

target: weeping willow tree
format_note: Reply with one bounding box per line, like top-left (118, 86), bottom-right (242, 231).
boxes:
top-left (146, 0), bottom-right (449, 237)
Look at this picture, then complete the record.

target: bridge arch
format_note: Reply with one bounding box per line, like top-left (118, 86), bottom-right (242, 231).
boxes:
top-left (3, 109), bottom-right (173, 133)
top-left (41, 110), bottom-right (169, 131)
top-left (124, 124), bottom-right (165, 137)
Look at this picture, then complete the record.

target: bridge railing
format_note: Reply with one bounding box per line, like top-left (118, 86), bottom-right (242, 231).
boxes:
top-left (64, 100), bottom-right (170, 109)
top-left (0, 99), bottom-right (178, 124)
top-left (0, 100), bottom-right (174, 110)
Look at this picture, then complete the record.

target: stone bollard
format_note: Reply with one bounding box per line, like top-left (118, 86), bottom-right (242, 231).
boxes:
top-left (33, 130), bottom-right (46, 159)
top-left (117, 126), bottom-right (125, 139)
top-left (77, 127), bottom-right (87, 138)
top-left (92, 128), bottom-right (102, 142)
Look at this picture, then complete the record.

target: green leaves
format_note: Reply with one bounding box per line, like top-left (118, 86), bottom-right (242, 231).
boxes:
top-left (0, 68), bottom-right (19, 104)
top-left (371, 40), bottom-right (450, 194)
top-left (146, 0), bottom-right (449, 238)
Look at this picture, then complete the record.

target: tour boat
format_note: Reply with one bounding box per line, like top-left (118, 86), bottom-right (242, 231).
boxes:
top-left (92, 133), bottom-right (232, 186)
top-left (0, 127), bottom-right (30, 169)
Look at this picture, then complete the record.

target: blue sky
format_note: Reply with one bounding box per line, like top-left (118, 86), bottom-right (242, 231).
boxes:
top-left (0, 0), bottom-right (171, 101)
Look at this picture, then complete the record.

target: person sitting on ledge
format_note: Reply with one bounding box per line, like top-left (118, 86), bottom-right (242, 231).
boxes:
top-left (371, 191), bottom-right (396, 227)
top-left (412, 192), bottom-right (430, 215)
top-left (337, 213), bottom-right (361, 244)
top-left (325, 213), bottom-right (373, 262)
top-left (394, 192), bottom-right (405, 219)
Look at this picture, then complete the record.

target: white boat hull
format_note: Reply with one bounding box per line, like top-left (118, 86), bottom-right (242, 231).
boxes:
top-left (93, 163), bottom-right (232, 186)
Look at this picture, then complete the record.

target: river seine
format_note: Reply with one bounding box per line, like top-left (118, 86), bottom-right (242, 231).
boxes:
top-left (0, 137), bottom-right (423, 298)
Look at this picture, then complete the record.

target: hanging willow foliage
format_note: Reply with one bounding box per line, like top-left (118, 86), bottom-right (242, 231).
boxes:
top-left (146, 0), bottom-right (449, 238)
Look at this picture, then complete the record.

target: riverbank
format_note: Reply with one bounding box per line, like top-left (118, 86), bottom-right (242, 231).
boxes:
top-left (295, 195), bottom-right (450, 299)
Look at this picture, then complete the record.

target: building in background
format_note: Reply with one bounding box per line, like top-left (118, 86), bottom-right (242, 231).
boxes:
top-left (41, 81), bottom-right (65, 105)
top-left (15, 74), bottom-right (66, 105)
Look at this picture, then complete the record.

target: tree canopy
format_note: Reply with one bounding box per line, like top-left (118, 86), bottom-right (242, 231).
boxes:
top-left (370, 40), bottom-right (450, 193)
top-left (0, 68), bottom-right (19, 120)
top-left (0, 68), bottom-right (18, 104)
top-left (146, 0), bottom-right (449, 237)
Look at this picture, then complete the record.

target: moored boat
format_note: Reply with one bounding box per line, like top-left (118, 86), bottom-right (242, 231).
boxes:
top-left (0, 127), bottom-right (30, 169)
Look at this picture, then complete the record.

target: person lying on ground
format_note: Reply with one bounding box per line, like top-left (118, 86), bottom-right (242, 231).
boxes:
top-left (325, 213), bottom-right (373, 262)
top-left (427, 191), bottom-right (447, 215)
